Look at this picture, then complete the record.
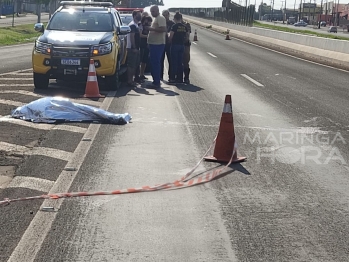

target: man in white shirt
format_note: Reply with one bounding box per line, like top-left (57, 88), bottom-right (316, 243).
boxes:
top-left (144, 5), bottom-right (167, 88)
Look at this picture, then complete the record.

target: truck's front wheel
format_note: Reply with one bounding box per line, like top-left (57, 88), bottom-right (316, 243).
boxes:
top-left (33, 72), bottom-right (49, 89)
top-left (104, 60), bottom-right (120, 91)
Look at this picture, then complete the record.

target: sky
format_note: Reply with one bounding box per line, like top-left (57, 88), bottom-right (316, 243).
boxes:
top-left (163, 0), bottom-right (348, 10)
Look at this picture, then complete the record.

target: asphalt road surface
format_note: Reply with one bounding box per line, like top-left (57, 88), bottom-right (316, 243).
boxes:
top-left (0, 13), bottom-right (49, 27)
top-left (1, 23), bottom-right (349, 261)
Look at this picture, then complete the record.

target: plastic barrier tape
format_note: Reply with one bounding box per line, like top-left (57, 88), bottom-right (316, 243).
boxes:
top-left (0, 137), bottom-right (237, 207)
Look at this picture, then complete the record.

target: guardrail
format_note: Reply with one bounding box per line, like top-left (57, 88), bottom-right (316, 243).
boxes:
top-left (169, 5), bottom-right (255, 27)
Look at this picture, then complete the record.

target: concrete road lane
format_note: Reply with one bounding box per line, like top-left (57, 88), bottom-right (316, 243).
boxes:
top-left (0, 44), bottom-right (33, 74)
top-left (0, 13), bottom-right (49, 27)
top-left (4, 23), bottom-right (349, 262)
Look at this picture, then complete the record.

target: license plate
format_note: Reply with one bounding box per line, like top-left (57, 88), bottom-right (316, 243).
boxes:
top-left (64, 69), bottom-right (77, 75)
top-left (61, 58), bottom-right (80, 65)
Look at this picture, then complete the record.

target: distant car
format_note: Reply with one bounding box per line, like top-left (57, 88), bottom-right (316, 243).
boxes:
top-left (294, 21), bottom-right (308, 27)
top-left (120, 14), bottom-right (133, 26)
top-left (320, 21), bottom-right (326, 27)
top-left (328, 26), bottom-right (337, 33)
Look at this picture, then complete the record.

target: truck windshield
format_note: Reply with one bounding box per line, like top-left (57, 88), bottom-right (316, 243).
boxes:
top-left (47, 11), bottom-right (113, 32)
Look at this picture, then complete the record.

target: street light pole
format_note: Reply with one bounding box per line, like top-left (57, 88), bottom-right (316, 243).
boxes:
top-left (318, 0), bottom-right (323, 28)
top-left (313, 0), bottom-right (316, 25)
top-left (271, 0), bottom-right (274, 21)
top-left (285, 0), bottom-right (287, 24)
top-left (334, 0), bottom-right (339, 26)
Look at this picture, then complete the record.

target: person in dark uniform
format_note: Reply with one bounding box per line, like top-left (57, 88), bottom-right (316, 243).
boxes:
top-left (182, 19), bottom-right (191, 84)
top-left (161, 10), bottom-right (175, 81)
top-left (168, 12), bottom-right (188, 84)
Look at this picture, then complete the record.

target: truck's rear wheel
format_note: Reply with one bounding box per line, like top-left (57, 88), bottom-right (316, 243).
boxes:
top-left (33, 72), bottom-right (49, 89)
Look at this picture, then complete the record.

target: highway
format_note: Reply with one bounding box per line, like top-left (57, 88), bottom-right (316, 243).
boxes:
top-left (1, 19), bottom-right (349, 262)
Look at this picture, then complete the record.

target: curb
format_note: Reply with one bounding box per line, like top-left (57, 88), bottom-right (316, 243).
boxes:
top-left (183, 16), bottom-right (349, 71)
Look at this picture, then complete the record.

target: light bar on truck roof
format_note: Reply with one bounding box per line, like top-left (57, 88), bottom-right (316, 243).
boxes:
top-left (115, 7), bottom-right (143, 14)
top-left (60, 1), bottom-right (114, 7)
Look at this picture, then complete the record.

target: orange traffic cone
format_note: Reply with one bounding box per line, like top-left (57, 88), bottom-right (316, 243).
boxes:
top-left (225, 29), bottom-right (231, 40)
top-left (204, 95), bottom-right (246, 163)
top-left (193, 29), bottom-right (198, 41)
top-left (84, 59), bottom-right (104, 98)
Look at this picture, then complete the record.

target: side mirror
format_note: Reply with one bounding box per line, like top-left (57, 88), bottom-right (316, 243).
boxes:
top-left (34, 23), bottom-right (45, 33)
top-left (118, 25), bottom-right (131, 35)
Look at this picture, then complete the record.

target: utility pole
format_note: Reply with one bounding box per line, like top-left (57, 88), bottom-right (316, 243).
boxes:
top-left (299, 0), bottom-right (302, 21)
top-left (259, 0), bottom-right (263, 20)
top-left (334, 0), bottom-right (339, 26)
top-left (336, 0), bottom-right (339, 26)
top-left (313, 0), bottom-right (316, 25)
top-left (294, 0), bottom-right (296, 17)
top-left (318, 0), bottom-right (323, 28)
top-left (271, 0), bottom-right (274, 21)
top-left (285, 0), bottom-right (287, 24)
top-left (281, 0), bottom-right (285, 23)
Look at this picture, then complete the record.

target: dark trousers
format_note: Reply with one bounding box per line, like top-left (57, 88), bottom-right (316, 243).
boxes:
top-left (169, 44), bottom-right (184, 81)
top-left (183, 45), bottom-right (190, 80)
top-left (149, 44), bottom-right (165, 85)
top-left (161, 44), bottom-right (171, 80)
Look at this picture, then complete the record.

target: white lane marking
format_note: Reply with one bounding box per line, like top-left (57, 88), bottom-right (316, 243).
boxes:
top-left (1, 90), bottom-right (42, 98)
top-left (15, 73), bottom-right (33, 76)
top-left (207, 52), bottom-right (217, 58)
top-left (0, 99), bottom-right (23, 107)
top-left (0, 142), bottom-right (72, 162)
top-left (192, 42), bottom-right (197, 45)
top-left (0, 116), bottom-right (87, 133)
top-left (0, 84), bottom-right (33, 87)
top-left (131, 119), bottom-right (219, 127)
top-left (6, 176), bottom-right (55, 192)
top-left (0, 78), bottom-right (33, 81)
top-left (8, 91), bottom-right (115, 262)
top-left (241, 74), bottom-right (264, 87)
top-left (0, 96), bottom-right (101, 108)
top-left (0, 68), bottom-right (32, 76)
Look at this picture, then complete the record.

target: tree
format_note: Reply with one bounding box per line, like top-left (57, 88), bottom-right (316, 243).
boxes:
top-left (258, 3), bottom-right (270, 16)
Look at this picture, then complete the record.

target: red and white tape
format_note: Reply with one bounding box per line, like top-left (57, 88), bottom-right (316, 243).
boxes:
top-left (0, 137), bottom-right (237, 207)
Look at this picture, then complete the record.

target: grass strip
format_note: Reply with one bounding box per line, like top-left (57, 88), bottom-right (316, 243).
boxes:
top-left (0, 23), bottom-right (43, 46)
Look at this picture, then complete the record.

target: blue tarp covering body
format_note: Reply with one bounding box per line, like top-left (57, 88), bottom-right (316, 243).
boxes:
top-left (11, 97), bottom-right (131, 124)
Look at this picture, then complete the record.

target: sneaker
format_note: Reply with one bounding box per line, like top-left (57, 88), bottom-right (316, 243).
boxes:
top-left (140, 75), bottom-right (148, 80)
top-left (184, 79), bottom-right (190, 84)
top-left (134, 77), bottom-right (144, 84)
top-left (127, 82), bottom-right (138, 88)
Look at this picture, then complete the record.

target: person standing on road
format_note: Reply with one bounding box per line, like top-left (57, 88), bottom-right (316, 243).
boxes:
top-left (139, 16), bottom-right (152, 81)
top-left (161, 10), bottom-right (175, 81)
top-left (168, 12), bottom-right (188, 84)
top-left (145, 5), bottom-right (167, 88)
top-left (182, 19), bottom-right (191, 84)
top-left (126, 10), bottom-right (142, 87)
